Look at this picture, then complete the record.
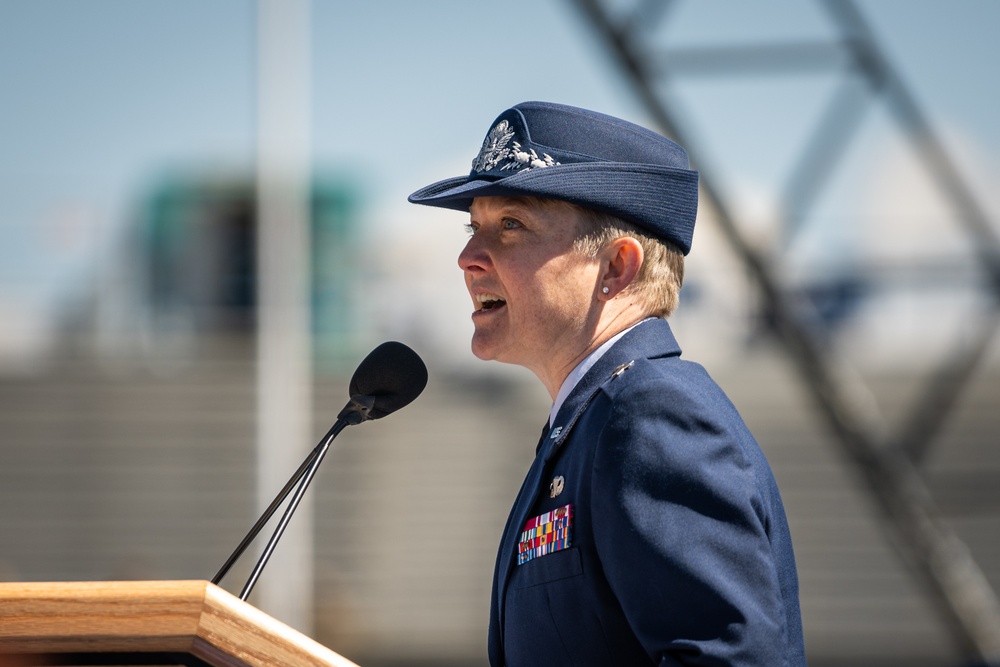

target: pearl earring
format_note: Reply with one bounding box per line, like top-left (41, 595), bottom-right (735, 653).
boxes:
top-left (602, 286), bottom-right (610, 294)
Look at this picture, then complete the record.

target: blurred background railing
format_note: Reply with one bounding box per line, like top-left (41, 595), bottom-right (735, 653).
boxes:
top-left (0, 2), bottom-right (998, 666)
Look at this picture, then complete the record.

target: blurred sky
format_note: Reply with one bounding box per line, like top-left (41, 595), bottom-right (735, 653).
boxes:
top-left (1, 0), bottom-right (998, 361)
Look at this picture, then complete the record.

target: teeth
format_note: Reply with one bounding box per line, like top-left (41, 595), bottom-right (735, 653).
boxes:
top-left (475, 293), bottom-right (506, 311)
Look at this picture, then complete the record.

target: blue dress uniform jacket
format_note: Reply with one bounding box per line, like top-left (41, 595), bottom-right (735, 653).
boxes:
top-left (488, 319), bottom-right (807, 666)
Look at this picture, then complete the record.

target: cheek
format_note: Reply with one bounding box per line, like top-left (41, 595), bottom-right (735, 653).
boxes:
top-left (533, 263), bottom-right (597, 315)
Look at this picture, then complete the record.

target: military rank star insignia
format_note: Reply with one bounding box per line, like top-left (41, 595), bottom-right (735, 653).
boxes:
top-left (550, 475), bottom-right (565, 498)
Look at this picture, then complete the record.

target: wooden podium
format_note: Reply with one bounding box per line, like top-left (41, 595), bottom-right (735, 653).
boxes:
top-left (0, 580), bottom-right (360, 667)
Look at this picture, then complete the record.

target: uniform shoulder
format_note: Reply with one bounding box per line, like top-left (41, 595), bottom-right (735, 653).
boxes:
top-left (600, 354), bottom-right (723, 404)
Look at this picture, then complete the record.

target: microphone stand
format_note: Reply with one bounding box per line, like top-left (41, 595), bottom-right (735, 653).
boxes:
top-left (211, 395), bottom-right (376, 600)
top-left (211, 431), bottom-right (325, 587)
top-left (238, 419), bottom-right (347, 601)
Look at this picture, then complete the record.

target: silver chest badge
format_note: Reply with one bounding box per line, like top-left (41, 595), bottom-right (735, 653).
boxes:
top-left (550, 475), bottom-right (565, 498)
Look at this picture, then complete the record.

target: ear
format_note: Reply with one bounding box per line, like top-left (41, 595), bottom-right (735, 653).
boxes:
top-left (598, 237), bottom-right (643, 300)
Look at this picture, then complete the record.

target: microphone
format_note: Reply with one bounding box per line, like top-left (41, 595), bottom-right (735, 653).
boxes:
top-left (212, 341), bottom-right (427, 600)
top-left (337, 341), bottom-right (429, 424)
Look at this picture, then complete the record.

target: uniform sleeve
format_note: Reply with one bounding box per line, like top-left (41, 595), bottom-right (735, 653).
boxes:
top-left (590, 375), bottom-right (790, 666)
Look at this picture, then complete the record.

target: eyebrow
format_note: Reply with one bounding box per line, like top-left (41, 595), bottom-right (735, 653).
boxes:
top-left (470, 197), bottom-right (536, 219)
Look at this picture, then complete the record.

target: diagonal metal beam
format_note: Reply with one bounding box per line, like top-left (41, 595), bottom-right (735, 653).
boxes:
top-left (781, 75), bottom-right (871, 238)
top-left (570, 0), bottom-right (1000, 661)
top-left (819, 0), bottom-right (1000, 292)
top-left (891, 309), bottom-right (1000, 465)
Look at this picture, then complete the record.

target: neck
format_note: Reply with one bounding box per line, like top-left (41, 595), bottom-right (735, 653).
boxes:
top-left (534, 307), bottom-right (648, 400)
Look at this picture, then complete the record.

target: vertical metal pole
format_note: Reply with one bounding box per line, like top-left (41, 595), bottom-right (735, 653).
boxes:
top-left (255, 0), bottom-right (313, 633)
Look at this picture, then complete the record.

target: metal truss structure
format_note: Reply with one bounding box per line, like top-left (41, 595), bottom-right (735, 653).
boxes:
top-left (571, 0), bottom-right (1000, 662)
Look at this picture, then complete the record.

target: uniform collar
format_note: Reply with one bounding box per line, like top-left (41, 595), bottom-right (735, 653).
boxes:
top-left (539, 317), bottom-right (682, 457)
top-left (548, 318), bottom-right (654, 427)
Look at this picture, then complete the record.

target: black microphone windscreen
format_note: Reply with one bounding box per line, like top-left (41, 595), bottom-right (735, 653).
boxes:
top-left (348, 341), bottom-right (428, 419)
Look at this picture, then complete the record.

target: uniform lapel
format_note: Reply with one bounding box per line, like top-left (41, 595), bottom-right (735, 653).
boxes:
top-left (543, 319), bottom-right (680, 463)
top-left (490, 420), bottom-right (551, 664)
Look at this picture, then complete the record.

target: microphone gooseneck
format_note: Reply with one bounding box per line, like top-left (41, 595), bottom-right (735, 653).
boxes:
top-left (211, 342), bottom-right (427, 600)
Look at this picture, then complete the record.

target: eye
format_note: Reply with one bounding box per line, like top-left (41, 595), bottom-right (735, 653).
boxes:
top-left (464, 222), bottom-right (479, 236)
top-left (501, 217), bottom-right (522, 230)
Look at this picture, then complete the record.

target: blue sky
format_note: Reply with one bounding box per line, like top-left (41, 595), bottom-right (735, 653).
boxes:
top-left (1, 0), bottom-right (997, 356)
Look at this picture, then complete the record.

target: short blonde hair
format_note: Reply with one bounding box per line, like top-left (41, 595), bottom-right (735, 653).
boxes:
top-left (570, 205), bottom-right (685, 318)
top-left (497, 196), bottom-right (685, 317)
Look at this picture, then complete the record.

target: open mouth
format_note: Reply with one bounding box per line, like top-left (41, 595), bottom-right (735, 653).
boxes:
top-left (476, 293), bottom-right (507, 312)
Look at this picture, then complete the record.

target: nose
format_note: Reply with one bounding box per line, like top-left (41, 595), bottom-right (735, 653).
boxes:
top-left (458, 234), bottom-right (489, 274)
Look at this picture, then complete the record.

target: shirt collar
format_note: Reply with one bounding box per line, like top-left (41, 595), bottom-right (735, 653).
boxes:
top-left (548, 318), bottom-right (655, 427)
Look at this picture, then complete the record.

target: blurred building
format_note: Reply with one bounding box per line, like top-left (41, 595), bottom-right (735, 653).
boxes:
top-left (129, 173), bottom-right (361, 368)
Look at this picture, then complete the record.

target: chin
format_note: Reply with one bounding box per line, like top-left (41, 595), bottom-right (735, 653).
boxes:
top-left (470, 332), bottom-right (507, 363)
top-left (470, 337), bottom-right (493, 361)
